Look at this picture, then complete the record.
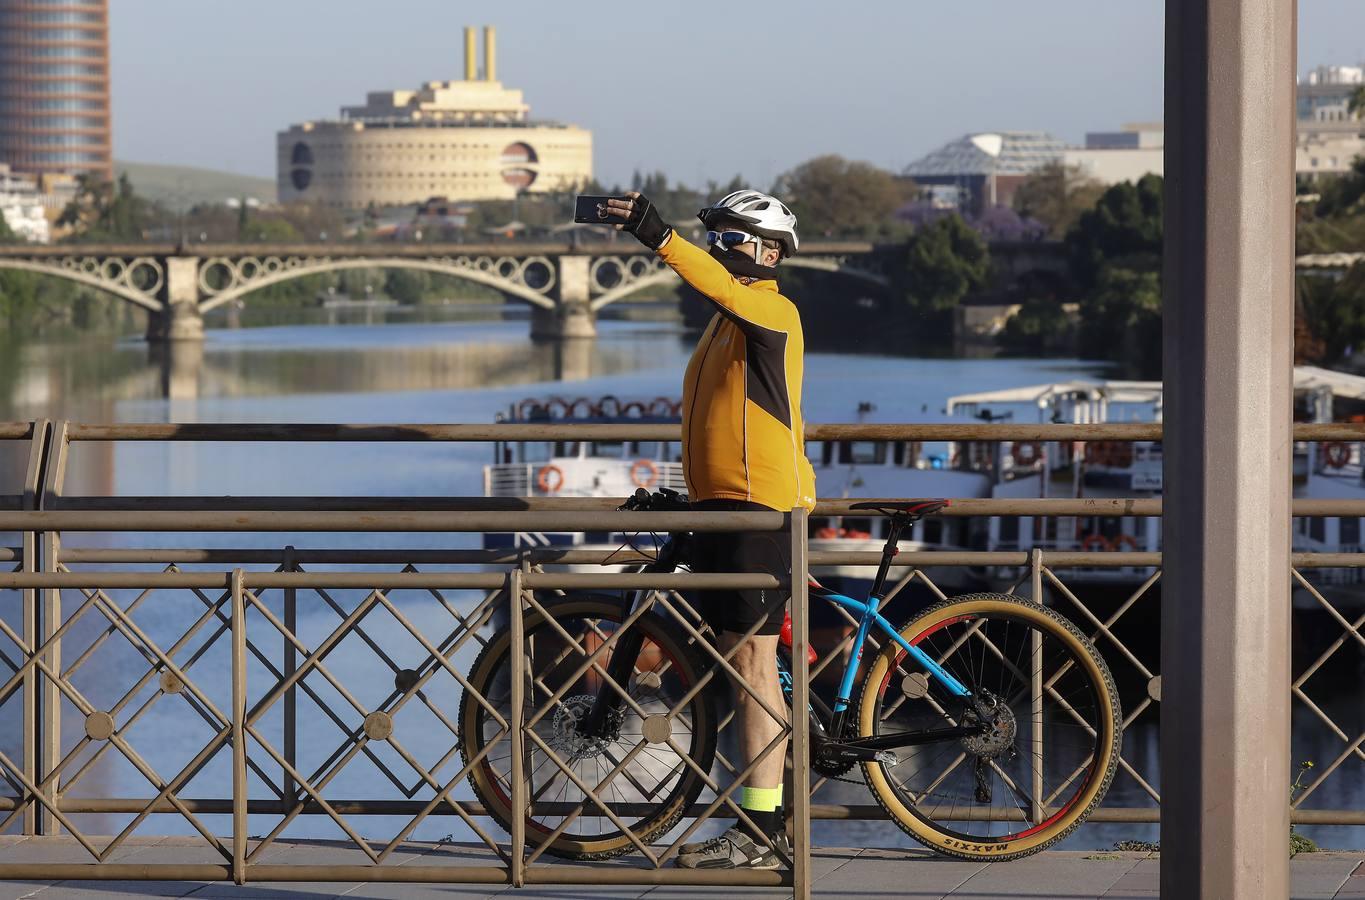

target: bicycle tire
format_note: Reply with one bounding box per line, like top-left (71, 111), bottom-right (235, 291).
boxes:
top-left (460, 593), bottom-right (718, 860)
top-left (856, 592), bottom-right (1121, 861)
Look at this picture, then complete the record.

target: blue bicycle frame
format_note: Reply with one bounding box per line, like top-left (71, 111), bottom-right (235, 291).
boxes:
top-left (817, 587), bottom-right (971, 715)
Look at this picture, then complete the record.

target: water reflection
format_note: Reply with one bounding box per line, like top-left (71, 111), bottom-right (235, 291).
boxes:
top-left (0, 311), bottom-right (686, 420)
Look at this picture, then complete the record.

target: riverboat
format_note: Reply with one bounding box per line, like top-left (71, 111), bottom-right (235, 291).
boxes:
top-left (480, 395), bottom-right (987, 596)
top-left (943, 365), bottom-right (1365, 602)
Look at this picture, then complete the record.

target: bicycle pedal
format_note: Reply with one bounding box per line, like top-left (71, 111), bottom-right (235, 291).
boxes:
top-left (874, 750), bottom-right (899, 767)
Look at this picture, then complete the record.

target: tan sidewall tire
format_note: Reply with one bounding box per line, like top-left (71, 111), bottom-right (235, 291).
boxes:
top-left (857, 593), bottom-right (1120, 861)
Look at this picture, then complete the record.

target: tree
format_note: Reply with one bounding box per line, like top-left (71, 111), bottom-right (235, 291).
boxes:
top-left (1297, 266), bottom-right (1365, 365)
top-left (383, 268), bottom-right (429, 304)
top-left (1351, 86), bottom-right (1365, 120)
top-left (997, 295), bottom-right (1073, 356)
top-left (773, 155), bottom-right (909, 238)
top-left (239, 216), bottom-right (302, 243)
top-left (57, 173), bottom-right (156, 242)
top-left (1011, 162), bottom-right (1106, 239)
top-left (894, 214), bottom-right (989, 344)
top-left (1064, 174), bottom-right (1164, 293)
top-left (1079, 267), bottom-right (1162, 375)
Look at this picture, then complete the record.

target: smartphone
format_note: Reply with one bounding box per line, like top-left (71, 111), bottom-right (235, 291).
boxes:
top-left (574, 194), bottom-right (621, 225)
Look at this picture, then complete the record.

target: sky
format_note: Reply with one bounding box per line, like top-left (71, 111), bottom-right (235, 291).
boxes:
top-left (109, 0), bottom-right (1365, 190)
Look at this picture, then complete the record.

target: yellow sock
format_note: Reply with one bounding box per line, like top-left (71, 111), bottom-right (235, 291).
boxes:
top-left (740, 785), bottom-right (782, 812)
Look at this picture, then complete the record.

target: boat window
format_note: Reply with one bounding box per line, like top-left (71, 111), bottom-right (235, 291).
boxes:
top-left (842, 518), bottom-right (874, 537)
top-left (893, 442), bottom-right (906, 466)
top-left (518, 441), bottom-right (553, 463)
top-left (819, 442), bottom-right (834, 466)
top-left (922, 518), bottom-right (944, 545)
top-left (553, 441), bottom-right (582, 458)
top-left (838, 441), bottom-right (887, 465)
top-left (1309, 517), bottom-right (1326, 543)
top-left (998, 516), bottom-right (1020, 545)
top-left (1342, 516), bottom-right (1361, 546)
top-left (631, 441), bottom-right (663, 459)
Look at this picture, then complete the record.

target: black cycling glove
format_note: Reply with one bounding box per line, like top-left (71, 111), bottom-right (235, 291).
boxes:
top-left (621, 195), bottom-right (672, 251)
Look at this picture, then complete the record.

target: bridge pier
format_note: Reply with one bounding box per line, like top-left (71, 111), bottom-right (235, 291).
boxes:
top-left (146, 257), bottom-right (204, 343)
top-left (530, 256), bottom-right (596, 340)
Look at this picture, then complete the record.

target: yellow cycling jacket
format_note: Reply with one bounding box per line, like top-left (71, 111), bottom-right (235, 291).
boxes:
top-left (656, 232), bottom-right (817, 512)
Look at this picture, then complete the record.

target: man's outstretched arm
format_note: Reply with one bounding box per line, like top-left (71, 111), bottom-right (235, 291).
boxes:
top-left (606, 192), bottom-right (789, 333)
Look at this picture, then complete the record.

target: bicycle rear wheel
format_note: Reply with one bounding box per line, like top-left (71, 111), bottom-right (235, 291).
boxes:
top-left (857, 593), bottom-right (1121, 860)
top-left (460, 594), bottom-right (717, 860)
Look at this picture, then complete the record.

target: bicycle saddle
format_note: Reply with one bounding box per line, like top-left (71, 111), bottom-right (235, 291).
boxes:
top-left (847, 499), bottom-right (951, 517)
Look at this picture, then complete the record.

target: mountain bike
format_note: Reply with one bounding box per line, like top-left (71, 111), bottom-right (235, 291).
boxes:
top-left (459, 489), bottom-right (1121, 862)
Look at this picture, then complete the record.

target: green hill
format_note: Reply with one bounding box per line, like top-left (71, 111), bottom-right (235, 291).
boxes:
top-left (114, 161), bottom-right (276, 208)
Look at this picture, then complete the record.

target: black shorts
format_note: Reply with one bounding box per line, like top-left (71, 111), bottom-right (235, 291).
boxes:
top-left (689, 500), bottom-right (791, 636)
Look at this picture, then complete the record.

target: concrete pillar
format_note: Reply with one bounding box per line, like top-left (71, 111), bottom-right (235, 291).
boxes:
top-left (531, 256), bottom-right (597, 339)
top-left (146, 256), bottom-right (204, 342)
top-left (1161, 0), bottom-right (1295, 897)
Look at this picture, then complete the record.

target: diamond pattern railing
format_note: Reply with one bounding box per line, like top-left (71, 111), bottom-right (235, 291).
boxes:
top-left (0, 547), bottom-right (1360, 888)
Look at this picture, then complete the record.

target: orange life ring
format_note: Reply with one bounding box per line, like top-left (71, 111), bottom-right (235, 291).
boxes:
top-left (536, 464), bottom-right (564, 494)
top-left (1012, 441), bottom-right (1042, 465)
top-left (1081, 533), bottom-right (1112, 552)
top-left (843, 529), bottom-right (872, 540)
top-left (1115, 534), bottom-right (1139, 551)
top-left (1323, 441), bottom-right (1351, 469)
top-left (814, 527), bottom-right (840, 540)
top-left (630, 459), bottom-right (659, 488)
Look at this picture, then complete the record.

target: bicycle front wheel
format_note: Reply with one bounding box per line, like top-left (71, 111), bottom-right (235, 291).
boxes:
top-left (856, 593), bottom-right (1121, 861)
top-left (460, 594), bottom-right (717, 860)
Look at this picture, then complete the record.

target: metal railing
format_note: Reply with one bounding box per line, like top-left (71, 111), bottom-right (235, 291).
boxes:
top-left (0, 420), bottom-right (1361, 895)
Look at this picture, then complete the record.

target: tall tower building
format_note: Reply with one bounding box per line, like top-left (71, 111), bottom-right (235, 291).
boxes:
top-left (0, 0), bottom-right (112, 183)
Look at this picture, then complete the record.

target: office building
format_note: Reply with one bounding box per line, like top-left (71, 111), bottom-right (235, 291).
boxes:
top-left (0, 0), bottom-right (112, 182)
top-left (277, 26), bottom-right (593, 209)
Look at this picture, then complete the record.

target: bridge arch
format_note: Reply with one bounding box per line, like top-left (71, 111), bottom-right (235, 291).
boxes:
top-left (0, 258), bottom-right (165, 313)
top-left (199, 256), bottom-right (558, 313)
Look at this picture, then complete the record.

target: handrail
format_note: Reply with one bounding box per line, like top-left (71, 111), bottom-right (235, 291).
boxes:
top-left (12, 497), bottom-right (1365, 527)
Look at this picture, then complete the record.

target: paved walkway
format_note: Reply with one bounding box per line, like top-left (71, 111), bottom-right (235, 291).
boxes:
top-left (0, 839), bottom-right (1359, 898)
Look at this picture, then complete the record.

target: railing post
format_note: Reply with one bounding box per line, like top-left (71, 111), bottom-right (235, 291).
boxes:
top-left (1029, 547), bottom-right (1045, 826)
top-left (282, 545), bottom-right (297, 804)
top-left (231, 568), bottom-right (248, 885)
top-left (20, 420), bottom-right (48, 836)
top-left (789, 507), bottom-right (810, 900)
top-left (37, 421), bottom-right (68, 835)
top-left (1162, 0), bottom-right (1295, 895)
top-left (507, 568), bottom-right (526, 888)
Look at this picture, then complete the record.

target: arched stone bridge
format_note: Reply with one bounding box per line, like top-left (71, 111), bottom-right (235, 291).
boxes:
top-left (0, 240), bottom-right (887, 341)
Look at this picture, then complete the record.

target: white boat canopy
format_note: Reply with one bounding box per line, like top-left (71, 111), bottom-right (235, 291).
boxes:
top-left (946, 366), bottom-right (1365, 415)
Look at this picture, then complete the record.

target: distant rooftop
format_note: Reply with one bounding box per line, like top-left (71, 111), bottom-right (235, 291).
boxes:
top-left (902, 132), bottom-right (1068, 178)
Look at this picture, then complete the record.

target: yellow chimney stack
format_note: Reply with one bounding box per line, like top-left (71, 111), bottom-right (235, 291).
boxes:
top-left (484, 25), bottom-right (497, 82)
top-left (464, 27), bottom-right (477, 81)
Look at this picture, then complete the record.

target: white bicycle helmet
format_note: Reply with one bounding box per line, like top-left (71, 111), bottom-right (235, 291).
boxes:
top-left (698, 189), bottom-right (799, 258)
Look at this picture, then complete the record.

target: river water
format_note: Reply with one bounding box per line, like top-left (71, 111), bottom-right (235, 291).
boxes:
top-left (0, 308), bottom-right (1358, 853)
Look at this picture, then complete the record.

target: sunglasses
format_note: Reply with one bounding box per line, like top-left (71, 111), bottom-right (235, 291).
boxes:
top-left (706, 229), bottom-right (757, 251)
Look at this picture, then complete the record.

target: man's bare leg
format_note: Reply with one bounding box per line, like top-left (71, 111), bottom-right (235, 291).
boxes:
top-left (721, 631), bottom-right (787, 836)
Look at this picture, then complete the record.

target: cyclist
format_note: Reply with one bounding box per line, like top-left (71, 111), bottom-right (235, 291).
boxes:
top-left (606, 189), bottom-right (815, 869)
